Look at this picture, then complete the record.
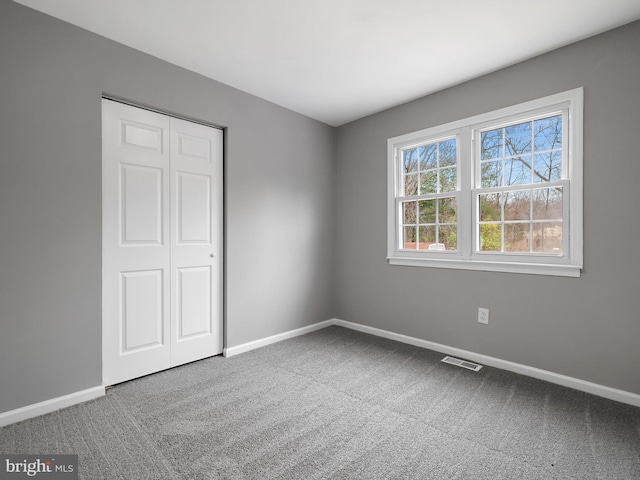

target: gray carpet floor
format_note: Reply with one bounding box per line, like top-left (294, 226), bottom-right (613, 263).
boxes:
top-left (1, 326), bottom-right (639, 479)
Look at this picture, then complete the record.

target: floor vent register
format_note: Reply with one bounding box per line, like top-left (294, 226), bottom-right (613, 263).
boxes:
top-left (441, 356), bottom-right (483, 372)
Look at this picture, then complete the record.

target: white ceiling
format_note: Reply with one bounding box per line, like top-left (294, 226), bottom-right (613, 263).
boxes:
top-left (14, 0), bottom-right (640, 126)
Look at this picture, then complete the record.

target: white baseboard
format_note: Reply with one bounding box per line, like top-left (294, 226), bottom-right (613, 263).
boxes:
top-left (0, 386), bottom-right (105, 428)
top-left (4, 317), bottom-right (637, 428)
top-left (223, 319), bottom-right (335, 357)
top-left (332, 318), bottom-right (640, 408)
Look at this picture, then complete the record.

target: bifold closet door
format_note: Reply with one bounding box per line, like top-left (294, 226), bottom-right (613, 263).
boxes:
top-left (169, 117), bottom-right (223, 367)
top-left (102, 99), bottom-right (223, 386)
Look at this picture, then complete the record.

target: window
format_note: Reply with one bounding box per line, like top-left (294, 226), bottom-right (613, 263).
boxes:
top-left (387, 88), bottom-right (583, 277)
top-left (400, 138), bottom-right (458, 251)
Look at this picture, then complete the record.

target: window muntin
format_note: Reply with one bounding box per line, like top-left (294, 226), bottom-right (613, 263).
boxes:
top-left (399, 138), bottom-right (458, 251)
top-left (402, 139), bottom-right (457, 195)
top-left (477, 186), bottom-right (564, 253)
top-left (387, 88), bottom-right (583, 277)
top-left (479, 114), bottom-right (563, 187)
top-left (474, 112), bottom-right (567, 256)
top-left (401, 197), bottom-right (458, 251)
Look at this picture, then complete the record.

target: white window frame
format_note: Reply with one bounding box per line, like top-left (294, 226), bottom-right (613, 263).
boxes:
top-left (387, 88), bottom-right (583, 277)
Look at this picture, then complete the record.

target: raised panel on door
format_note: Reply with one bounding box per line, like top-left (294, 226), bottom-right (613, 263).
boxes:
top-left (103, 99), bottom-right (171, 385)
top-left (177, 172), bottom-right (211, 244)
top-left (121, 120), bottom-right (163, 152)
top-left (177, 132), bottom-right (211, 162)
top-left (120, 270), bottom-right (164, 352)
top-left (120, 164), bottom-right (164, 245)
top-left (170, 117), bottom-right (223, 367)
top-left (176, 266), bottom-right (212, 339)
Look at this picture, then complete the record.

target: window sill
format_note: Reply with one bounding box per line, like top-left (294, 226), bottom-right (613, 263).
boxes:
top-left (387, 255), bottom-right (581, 277)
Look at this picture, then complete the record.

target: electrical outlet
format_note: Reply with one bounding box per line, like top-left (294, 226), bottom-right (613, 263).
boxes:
top-left (478, 308), bottom-right (489, 324)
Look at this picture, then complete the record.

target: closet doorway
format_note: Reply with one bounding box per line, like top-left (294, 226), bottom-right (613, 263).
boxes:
top-left (102, 99), bottom-right (223, 385)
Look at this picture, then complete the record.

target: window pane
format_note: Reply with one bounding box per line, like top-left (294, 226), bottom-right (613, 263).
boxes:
top-left (534, 115), bottom-right (562, 151)
top-left (404, 173), bottom-right (418, 196)
top-left (479, 193), bottom-right (501, 222)
top-left (438, 197), bottom-right (456, 224)
top-left (533, 187), bottom-right (563, 220)
top-left (420, 170), bottom-right (437, 194)
top-left (418, 225), bottom-right (436, 250)
top-left (439, 166), bottom-right (457, 192)
top-left (533, 222), bottom-right (563, 254)
top-left (439, 224), bottom-right (457, 251)
top-left (481, 160), bottom-right (502, 188)
top-left (403, 148), bottom-right (418, 173)
top-left (418, 199), bottom-right (436, 224)
top-left (480, 224), bottom-right (501, 251)
top-left (504, 223), bottom-right (530, 252)
top-left (403, 201), bottom-right (417, 224)
top-left (403, 226), bottom-right (417, 250)
top-left (504, 156), bottom-right (532, 185)
top-left (504, 190), bottom-right (530, 221)
top-left (481, 129), bottom-right (503, 160)
top-left (416, 146), bottom-right (426, 169)
top-left (421, 143), bottom-right (438, 170)
top-left (534, 151), bottom-right (561, 183)
top-left (505, 122), bottom-right (532, 156)
top-left (439, 139), bottom-right (457, 167)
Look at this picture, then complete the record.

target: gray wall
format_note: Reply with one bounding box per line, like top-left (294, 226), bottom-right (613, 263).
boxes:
top-left (335, 20), bottom-right (640, 395)
top-left (2, 0), bottom-right (639, 416)
top-left (0, 0), bottom-right (334, 413)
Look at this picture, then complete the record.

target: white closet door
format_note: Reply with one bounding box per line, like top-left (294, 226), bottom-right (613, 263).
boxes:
top-left (170, 117), bottom-right (223, 366)
top-left (102, 100), bottom-right (223, 385)
top-left (102, 100), bottom-right (172, 385)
